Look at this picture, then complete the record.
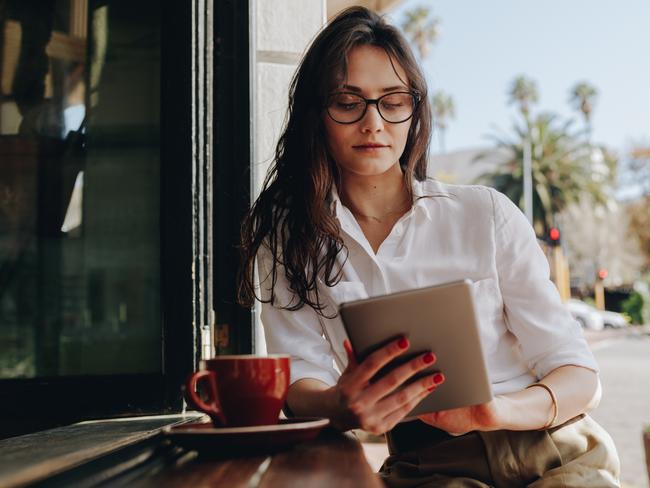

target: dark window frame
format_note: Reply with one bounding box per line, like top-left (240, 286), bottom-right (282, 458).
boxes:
top-left (213, 0), bottom-right (254, 355)
top-left (0, 0), bottom-right (252, 439)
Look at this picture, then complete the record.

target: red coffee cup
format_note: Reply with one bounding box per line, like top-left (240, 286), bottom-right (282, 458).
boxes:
top-left (185, 355), bottom-right (290, 427)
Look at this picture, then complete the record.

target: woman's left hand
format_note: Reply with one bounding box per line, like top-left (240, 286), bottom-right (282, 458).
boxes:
top-left (417, 397), bottom-right (504, 435)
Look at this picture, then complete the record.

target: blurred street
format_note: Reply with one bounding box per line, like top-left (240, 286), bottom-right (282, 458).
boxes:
top-left (590, 327), bottom-right (650, 488)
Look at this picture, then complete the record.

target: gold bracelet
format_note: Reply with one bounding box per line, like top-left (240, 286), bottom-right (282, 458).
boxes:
top-left (526, 383), bottom-right (558, 430)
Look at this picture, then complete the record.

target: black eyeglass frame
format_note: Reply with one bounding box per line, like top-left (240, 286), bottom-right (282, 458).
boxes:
top-left (325, 91), bottom-right (420, 124)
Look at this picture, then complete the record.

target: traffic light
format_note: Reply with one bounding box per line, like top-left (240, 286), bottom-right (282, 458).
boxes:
top-left (548, 227), bottom-right (560, 246)
top-left (597, 268), bottom-right (608, 280)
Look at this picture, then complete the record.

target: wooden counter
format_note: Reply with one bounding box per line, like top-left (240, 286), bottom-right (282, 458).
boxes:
top-left (133, 429), bottom-right (384, 488)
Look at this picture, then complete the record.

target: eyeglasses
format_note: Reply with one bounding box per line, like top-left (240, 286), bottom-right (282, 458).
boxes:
top-left (326, 91), bottom-right (419, 124)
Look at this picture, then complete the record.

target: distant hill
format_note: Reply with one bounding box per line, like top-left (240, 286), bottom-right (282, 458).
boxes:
top-left (427, 147), bottom-right (512, 185)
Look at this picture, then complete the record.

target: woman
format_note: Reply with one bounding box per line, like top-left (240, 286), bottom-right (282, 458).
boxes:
top-left (239, 6), bottom-right (620, 487)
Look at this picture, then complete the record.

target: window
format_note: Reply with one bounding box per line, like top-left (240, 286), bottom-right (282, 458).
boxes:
top-left (0, 0), bottom-right (252, 439)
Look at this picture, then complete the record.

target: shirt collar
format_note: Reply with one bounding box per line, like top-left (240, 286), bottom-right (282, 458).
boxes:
top-left (328, 182), bottom-right (341, 217)
top-left (328, 177), bottom-right (432, 222)
top-left (412, 178), bottom-right (433, 221)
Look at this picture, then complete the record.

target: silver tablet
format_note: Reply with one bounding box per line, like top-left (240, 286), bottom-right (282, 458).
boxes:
top-left (339, 279), bottom-right (493, 420)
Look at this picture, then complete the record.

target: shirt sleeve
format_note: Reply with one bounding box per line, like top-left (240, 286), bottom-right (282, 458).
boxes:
top-left (490, 189), bottom-right (599, 378)
top-left (257, 245), bottom-right (339, 387)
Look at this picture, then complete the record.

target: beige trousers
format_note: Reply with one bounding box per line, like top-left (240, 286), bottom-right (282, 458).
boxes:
top-left (380, 415), bottom-right (620, 487)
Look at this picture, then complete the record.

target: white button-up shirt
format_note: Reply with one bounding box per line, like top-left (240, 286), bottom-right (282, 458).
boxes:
top-left (258, 179), bottom-right (598, 395)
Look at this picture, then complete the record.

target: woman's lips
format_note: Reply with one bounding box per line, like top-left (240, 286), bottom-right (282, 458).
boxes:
top-left (353, 144), bottom-right (389, 151)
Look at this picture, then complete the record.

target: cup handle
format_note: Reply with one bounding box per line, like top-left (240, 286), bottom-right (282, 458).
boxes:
top-left (184, 370), bottom-right (227, 425)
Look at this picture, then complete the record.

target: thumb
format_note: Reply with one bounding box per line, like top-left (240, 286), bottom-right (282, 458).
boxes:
top-left (417, 412), bottom-right (438, 426)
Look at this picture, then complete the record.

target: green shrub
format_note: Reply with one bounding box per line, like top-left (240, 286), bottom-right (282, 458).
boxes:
top-left (621, 292), bottom-right (644, 325)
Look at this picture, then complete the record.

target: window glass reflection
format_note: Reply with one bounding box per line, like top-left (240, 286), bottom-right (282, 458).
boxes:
top-left (0, 0), bottom-right (161, 377)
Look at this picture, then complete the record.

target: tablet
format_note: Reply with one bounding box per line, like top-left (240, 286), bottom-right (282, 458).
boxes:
top-left (339, 279), bottom-right (493, 420)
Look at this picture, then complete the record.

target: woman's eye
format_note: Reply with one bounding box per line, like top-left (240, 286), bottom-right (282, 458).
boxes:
top-left (336, 102), bottom-right (361, 110)
top-left (381, 102), bottom-right (403, 110)
top-left (380, 95), bottom-right (410, 110)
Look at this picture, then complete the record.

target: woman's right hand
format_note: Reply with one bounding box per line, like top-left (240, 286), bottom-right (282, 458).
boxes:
top-left (328, 337), bottom-right (445, 434)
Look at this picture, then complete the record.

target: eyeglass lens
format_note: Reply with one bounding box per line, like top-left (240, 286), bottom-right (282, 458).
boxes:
top-left (327, 92), bottom-right (415, 123)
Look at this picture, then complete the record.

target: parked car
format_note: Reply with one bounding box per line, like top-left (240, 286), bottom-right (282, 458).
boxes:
top-left (565, 299), bottom-right (604, 331)
top-left (598, 310), bottom-right (628, 329)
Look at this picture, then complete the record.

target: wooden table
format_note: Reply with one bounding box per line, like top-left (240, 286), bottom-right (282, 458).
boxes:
top-left (132, 429), bottom-right (385, 488)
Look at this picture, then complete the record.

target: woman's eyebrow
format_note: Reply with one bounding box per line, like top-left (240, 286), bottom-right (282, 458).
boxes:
top-left (342, 84), bottom-right (408, 93)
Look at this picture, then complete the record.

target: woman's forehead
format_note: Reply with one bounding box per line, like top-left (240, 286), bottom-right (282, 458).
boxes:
top-left (335, 45), bottom-right (409, 93)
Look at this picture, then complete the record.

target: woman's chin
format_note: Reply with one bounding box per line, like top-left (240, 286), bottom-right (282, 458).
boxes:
top-left (339, 162), bottom-right (400, 178)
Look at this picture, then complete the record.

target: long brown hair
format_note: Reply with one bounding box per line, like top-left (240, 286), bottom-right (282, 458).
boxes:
top-left (238, 6), bottom-right (432, 315)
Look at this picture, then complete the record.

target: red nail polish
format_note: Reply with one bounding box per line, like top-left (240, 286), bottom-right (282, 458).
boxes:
top-left (423, 352), bottom-right (435, 364)
top-left (433, 373), bottom-right (445, 384)
top-left (427, 385), bottom-right (436, 392)
top-left (398, 338), bottom-right (409, 349)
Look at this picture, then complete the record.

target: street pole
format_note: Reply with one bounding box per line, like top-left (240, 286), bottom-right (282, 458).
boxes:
top-left (595, 281), bottom-right (605, 310)
top-left (523, 136), bottom-right (533, 225)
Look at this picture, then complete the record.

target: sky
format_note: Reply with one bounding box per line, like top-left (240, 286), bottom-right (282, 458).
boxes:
top-left (388, 0), bottom-right (650, 158)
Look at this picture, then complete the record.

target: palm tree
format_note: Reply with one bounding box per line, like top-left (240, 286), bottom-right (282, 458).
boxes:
top-left (569, 81), bottom-right (598, 139)
top-left (401, 6), bottom-right (440, 59)
top-left (508, 75), bottom-right (539, 124)
top-left (475, 113), bottom-right (614, 236)
top-left (431, 91), bottom-right (455, 153)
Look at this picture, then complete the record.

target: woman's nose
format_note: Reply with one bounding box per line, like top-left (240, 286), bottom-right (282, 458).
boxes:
top-left (360, 103), bottom-right (384, 132)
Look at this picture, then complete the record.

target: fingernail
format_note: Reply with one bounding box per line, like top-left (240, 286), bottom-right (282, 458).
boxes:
top-left (398, 337), bottom-right (409, 349)
top-left (427, 385), bottom-right (436, 392)
top-left (422, 352), bottom-right (435, 364)
top-left (433, 373), bottom-right (445, 384)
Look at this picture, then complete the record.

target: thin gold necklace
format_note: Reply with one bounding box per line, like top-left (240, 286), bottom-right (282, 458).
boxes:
top-left (349, 198), bottom-right (411, 224)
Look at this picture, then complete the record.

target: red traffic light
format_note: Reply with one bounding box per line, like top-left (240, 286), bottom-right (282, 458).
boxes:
top-left (597, 268), bottom-right (608, 280)
top-left (549, 227), bottom-right (560, 242)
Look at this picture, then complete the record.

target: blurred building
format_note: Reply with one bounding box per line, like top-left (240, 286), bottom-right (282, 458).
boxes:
top-left (427, 147), bottom-right (510, 184)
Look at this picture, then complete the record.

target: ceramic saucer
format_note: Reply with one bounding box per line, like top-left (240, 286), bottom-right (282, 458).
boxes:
top-left (163, 417), bottom-right (330, 455)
